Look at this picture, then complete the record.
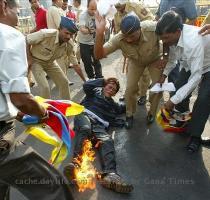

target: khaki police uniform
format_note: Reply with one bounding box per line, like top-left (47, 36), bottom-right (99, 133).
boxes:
top-left (47, 4), bottom-right (70, 76)
top-left (114, 2), bottom-right (154, 33)
top-left (27, 29), bottom-right (78, 99)
top-left (104, 21), bottom-right (162, 117)
top-left (114, 1), bottom-right (153, 98)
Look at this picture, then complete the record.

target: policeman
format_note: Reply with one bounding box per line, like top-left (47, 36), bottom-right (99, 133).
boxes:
top-left (47, 0), bottom-right (85, 83)
top-left (95, 14), bottom-right (165, 129)
top-left (114, 0), bottom-right (154, 33)
top-left (114, 0), bottom-right (153, 105)
top-left (27, 16), bottom-right (79, 99)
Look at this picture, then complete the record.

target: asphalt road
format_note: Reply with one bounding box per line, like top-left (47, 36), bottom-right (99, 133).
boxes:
top-left (11, 51), bottom-right (210, 200)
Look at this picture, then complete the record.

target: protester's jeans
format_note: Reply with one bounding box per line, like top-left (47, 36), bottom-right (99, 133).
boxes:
top-left (0, 121), bottom-right (74, 200)
top-left (188, 71), bottom-right (210, 137)
top-left (74, 113), bottom-right (116, 174)
top-left (80, 43), bottom-right (103, 79)
top-left (170, 68), bottom-right (191, 113)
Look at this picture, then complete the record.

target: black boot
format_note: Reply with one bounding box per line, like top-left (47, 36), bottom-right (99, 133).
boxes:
top-left (125, 116), bottom-right (133, 129)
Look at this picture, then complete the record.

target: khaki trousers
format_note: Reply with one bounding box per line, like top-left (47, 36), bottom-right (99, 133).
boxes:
top-left (125, 59), bottom-right (162, 117)
top-left (57, 56), bottom-right (69, 75)
top-left (32, 60), bottom-right (71, 100)
top-left (138, 68), bottom-right (151, 97)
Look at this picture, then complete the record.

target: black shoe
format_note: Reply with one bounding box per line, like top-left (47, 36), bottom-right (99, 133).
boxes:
top-left (119, 96), bottom-right (125, 101)
top-left (147, 114), bottom-right (155, 124)
top-left (137, 96), bottom-right (147, 105)
top-left (68, 81), bottom-right (74, 86)
top-left (125, 116), bottom-right (133, 129)
top-left (186, 136), bottom-right (201, 154)
top-left (100, 172), bottom-right (133, 193)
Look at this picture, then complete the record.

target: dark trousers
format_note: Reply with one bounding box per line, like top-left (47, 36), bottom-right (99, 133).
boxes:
top-left (168, 63), bottom-right (180, 83)
top-left (188, 71), bottom-right (210, 137)
top-left (74, 114), bottom-right (116, 174)
top-left (0, 122), bottom-right (74, 200)
top-left (171, 68), bottom-right (191, 113)
top-left (80, 43), bottom-right (102, 79)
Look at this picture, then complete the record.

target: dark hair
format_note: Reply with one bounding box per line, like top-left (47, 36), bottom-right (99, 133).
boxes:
top-left (105, 78), bottom-right (120, 93)
top-left (63, 0), bottom-right (68, 3)
top-left (6, 0), bottom-right (18, 8)
top-left (170, 7), bottom-right (186, 22)
top-left (155, 10), bottom-right (183, 35)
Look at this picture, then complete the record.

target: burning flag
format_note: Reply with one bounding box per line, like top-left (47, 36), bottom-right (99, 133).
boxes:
top-left (73, 139), bottom-right (97, 192)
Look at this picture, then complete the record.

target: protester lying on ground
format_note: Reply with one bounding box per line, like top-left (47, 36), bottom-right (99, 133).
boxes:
top-left (63, 78), bottom-right (134, 193)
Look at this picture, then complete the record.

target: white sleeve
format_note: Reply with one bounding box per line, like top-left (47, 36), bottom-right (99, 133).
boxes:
top-left (0, 40), bottom-right (30, 94)
top-left (170, 46), bottom-right (203, 104)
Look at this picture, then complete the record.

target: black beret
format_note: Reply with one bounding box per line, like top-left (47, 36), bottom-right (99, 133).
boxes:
top-left (120, 14), bottom-right (141, 34)
top-left (60, 16), bottom-right (78, 33)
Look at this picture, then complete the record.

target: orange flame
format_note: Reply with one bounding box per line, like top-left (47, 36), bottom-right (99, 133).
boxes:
top-left (73, 139), bottom-right (97, 192)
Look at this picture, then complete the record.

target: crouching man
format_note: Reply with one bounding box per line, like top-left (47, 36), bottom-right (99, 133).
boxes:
top-left (156, 11), bottom-right (210, 153)
top-left (63, 78), bottom-right (133, 193)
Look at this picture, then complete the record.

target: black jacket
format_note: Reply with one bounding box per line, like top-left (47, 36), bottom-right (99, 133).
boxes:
top-left (81, 79), bottom-right (125, 126)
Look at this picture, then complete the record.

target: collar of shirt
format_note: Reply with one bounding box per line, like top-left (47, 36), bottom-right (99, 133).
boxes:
top-left (176, 30), bottom-right (184, 49)
top-left (52, 3), bottom-right (59, 8)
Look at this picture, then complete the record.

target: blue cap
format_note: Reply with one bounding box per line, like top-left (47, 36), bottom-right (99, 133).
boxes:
top-left (120, 14), bottom-right (140, 34)
top-left (60, 16), bottom-right (78, 33)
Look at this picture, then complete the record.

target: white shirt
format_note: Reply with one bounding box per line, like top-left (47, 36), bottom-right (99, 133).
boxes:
top-left (163, 24), bottom-right (210, 105)
top-left (0, 23), bottom-right (30, 121)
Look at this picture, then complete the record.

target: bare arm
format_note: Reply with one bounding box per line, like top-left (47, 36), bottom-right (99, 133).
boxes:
top-left (72, 64), bottom-right (86, 82)
top-left (199, 24), bottom-right (210, 36)
top-left (10, 93), bottom-right (47, 121)
top-left (79, 25), bottom-right (91, 34)
top-left (26, 40), bottom-right (32, 67)
top-left (94, 12), bottom-right (108, 60)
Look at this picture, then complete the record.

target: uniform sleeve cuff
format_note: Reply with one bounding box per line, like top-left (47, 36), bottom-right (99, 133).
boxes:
top-left (1, 77), bottom-right (30, 94)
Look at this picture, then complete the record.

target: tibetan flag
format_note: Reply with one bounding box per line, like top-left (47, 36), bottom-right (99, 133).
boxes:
top-left (24, 125), bottom-right (68, 167)
top-left (35, 96), bottom-right (84, 116)
top-left (156, 108), bottom-right (191, 134)
top-left (24, 97), bottom-right (84, 167)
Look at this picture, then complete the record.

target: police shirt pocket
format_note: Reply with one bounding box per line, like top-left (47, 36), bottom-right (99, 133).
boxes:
top-left (40, 46), bottom-right (52, 56)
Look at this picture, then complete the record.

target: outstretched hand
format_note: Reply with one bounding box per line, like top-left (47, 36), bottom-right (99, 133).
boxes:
top-left (95, 11), bottom-right (106, 35)
top-left (199, 24), bottom-right (210, 36)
